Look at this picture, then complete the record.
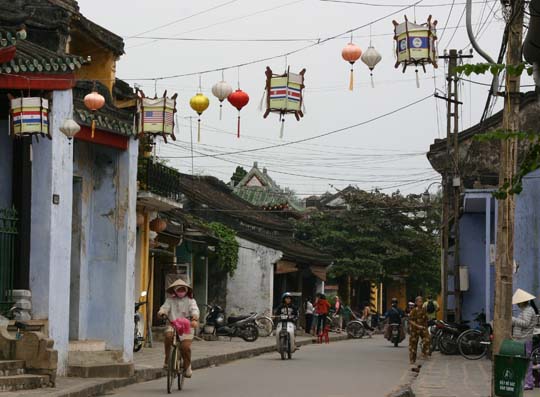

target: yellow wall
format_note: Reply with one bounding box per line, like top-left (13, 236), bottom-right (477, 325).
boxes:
top-left (385, 279), bottom-right (407, 312)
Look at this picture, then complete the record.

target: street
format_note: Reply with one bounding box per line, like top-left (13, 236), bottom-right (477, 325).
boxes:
top-left (111, 337), bottom-right (409, 397)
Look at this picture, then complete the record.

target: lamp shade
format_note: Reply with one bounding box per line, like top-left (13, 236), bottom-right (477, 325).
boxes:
top-left (189, 93), bottom-right (210, 115)
top-left (59, 119), bottom-right (81, 140)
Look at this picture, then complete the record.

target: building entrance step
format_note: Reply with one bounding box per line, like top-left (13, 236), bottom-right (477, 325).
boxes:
top-left (0, 374), bottom-right (49, 391)
top-left (67, 362), bottom-right (135, 378)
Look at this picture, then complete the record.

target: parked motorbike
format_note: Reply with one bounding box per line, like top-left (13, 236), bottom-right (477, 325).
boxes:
top-left (134, 291), bottom-right (147, 353)
top-left (436, 320), bottom-right (470, 355)
top-left (276, 312), bottom-right (296, 360)
top-left (200, 304), bottom-right (259, 342)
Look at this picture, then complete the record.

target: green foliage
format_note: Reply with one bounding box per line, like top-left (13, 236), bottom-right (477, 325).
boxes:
top-left (473, 130), bottom-right (540, 199)
top-left (295, 190), bottom-right (440, 294)
top-left (456, 62), bottom-right (533, 77)
top-left (206, 222), bottom-right (239, 276)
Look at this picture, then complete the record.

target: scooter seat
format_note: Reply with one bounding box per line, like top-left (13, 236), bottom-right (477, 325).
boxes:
top-left (228, 315), bottom-right (251, 324)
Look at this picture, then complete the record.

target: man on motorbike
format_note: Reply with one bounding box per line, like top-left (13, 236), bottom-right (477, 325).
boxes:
top-left (158, 279), bottom-right (200, 378)
top-left (275, 292), bottom-right (299, 351)
top-left (384, 298), bottom-right (405, 341)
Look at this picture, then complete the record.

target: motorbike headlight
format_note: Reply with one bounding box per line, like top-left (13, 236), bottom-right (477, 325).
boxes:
top-left (216, 314), bottom-right (225, 326)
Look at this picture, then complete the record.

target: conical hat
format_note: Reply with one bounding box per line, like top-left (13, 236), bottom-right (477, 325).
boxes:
top-left (512, 288), bottom-right (536, 305)
top-left (166, 278), bottom-right (192, 294)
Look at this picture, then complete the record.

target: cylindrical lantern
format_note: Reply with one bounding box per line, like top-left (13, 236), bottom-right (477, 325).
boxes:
top-left (342, 43), bottom-right (362, 91)
top-left (59, 119), bottom-right (81, 141)
top-left (84, 90), bottom-right (105, 138)
top-left (227, 89), bottom-right (249, 138)
top-left (361, 46), bottom-right (382, 88)
top-left (149, 217), bottom-right (167, 233)
top-left (211, 80), bottom-right (233, 120)
top-left (189, 93), bottom-right (210, 142)
top-left (10, 97), bottom-right (50, 139)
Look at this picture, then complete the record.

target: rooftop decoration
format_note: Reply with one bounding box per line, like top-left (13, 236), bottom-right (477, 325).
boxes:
top-left (262, 66), bottom-right (306, 138)
top-left (84, 87), bottom-right (105, 138)
top-left (10, 97), bottom-right (50, 139)
top-left (393, 15), bottom-right (438, 87)
top-left (137, 90), bottom-right (178, 143)
top-left (341, 41), bottom-right (362, 91)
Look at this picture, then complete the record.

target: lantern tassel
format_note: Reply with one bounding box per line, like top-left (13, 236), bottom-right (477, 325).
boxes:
top-left (280, 118), bottom-right (285, 139)
top-left (349, 68), bottom-right (354, 91)
top-left (237, 115), bottom-right (241, 138)
top-left (258, 89), bottom-right (266, 112)
top-left (415, 69), bottom-right (420, 89)
top-left (197, 119), bottom-right (201, 143)
top-left (370, 73), bottom-right (375, 88)
top-left (219, 104), bottom-right (223, 121)
top-left (301, 98), bottom-right (306, 115)
top-left (91, 119), bottom-right (96, 139)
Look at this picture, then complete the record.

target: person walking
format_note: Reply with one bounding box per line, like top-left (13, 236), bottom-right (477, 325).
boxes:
top-left (305, 297), bottom-right (314, 335)
top-left (512, 288), bottom-right (538, 391)
top-left (361, 301), bottom-right (375, 337)
top-left (315, 294), bottom-right (330, 336)
top-left (334, 296), bottom-right (343, 333)
top-left (408, 296), bottom-right (430, 372)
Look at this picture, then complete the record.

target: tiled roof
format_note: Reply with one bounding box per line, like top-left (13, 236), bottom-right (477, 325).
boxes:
top-left (235, 186), bottom-right (305, 212)
top-left (0, 37), bottom-right (84, 74)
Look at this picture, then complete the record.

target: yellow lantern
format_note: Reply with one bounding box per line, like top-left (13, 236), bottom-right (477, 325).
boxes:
top-left (189, 93), bottom-right (209, 143)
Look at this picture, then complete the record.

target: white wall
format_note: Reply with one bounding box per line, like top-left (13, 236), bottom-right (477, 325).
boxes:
top-left (226, 237), bottom-right (282, 315)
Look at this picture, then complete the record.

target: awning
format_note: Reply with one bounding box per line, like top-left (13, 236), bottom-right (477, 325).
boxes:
top-left (310, 265), bottom-right (328, 281)
top-left (275, 260), bottom-right (298, 274)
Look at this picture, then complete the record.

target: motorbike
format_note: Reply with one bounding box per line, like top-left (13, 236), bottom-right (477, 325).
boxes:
top-left (200, 304), bottom-right (259, 342)
top-left (134, 291), bottom-right (147, 353)
top-left (276, 313), bottom-right (296, 360)
top-left (436, 319), bottom-right (470, 355)
top-left (388, 323), bottom-right (402, 347)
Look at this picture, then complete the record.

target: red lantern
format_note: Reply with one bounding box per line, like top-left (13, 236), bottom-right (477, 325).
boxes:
top-left (342, 43), bottom-right (362, 91)
top-left (149, 217), bottom-right (167, 233)
top-left (227, 89), bottom-right (249, 138)
top-left (84, 90), bottom-right (105, 138)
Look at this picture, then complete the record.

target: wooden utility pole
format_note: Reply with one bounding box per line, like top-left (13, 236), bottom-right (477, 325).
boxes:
top-left (493, 0), bottom-right (524, 358)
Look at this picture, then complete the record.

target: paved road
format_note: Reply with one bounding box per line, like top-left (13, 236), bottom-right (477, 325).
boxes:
top-left (111, 336), bottom-right (410, 397)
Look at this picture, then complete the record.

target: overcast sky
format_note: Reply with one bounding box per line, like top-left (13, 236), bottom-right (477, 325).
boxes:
top-left (78, 0), bottom-right (528, 197)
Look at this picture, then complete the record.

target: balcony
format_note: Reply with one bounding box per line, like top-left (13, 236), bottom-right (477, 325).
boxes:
top-left (137, 158), bottom-right (183, 211)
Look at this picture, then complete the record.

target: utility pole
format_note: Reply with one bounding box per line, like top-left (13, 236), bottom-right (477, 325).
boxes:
top-left (493, 0), bottom-right (524, 358)
top-left (436, 49), bottom-right (472, 322)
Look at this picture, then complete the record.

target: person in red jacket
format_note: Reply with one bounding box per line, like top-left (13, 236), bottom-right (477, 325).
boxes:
top-left (314, 294), bottom-right (331, 336)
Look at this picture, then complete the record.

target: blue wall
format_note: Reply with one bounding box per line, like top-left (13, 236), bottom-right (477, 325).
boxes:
top-left (515, 169), bottom-right (540, 300)
top-left (0, 120), bottom-right (13, 208)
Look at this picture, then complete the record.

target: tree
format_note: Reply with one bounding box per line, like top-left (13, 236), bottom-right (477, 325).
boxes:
top-left (295, 189), bottom-right (440, 297)
top-left (230, 166), bottom-right (247, 186)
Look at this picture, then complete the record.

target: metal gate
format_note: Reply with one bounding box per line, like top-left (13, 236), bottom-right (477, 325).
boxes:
top-left (0, 208), bottom-right (17, 313)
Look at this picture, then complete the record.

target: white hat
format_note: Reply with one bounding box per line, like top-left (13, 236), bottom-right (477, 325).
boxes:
top-left (512, 288), bottom-right (536, 305)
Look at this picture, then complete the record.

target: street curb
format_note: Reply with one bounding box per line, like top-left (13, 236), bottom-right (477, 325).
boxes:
top-left (51, 334), bottom-right (350, 397)
top-left (386, 368), bottom-right (418, 397)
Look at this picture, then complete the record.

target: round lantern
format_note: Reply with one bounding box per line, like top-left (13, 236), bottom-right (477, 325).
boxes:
top-left (227, 89), bottom-right (249, 138)
top-left (190, 93), bottom-right (210, 143)
top-left (149, 217), bottom-right (167, 233)
top-left (341, 43), bottom-right (362, 91)
top-left (59, 119), bottom-right (81, 142)
top-left (361, 46), bottom-right (382, 88)
top-left (211, 80), bottom-right (233, 120)
top-left (84, 90), bottom-right (105, 138)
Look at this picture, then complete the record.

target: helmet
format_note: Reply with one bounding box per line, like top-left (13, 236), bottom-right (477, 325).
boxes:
top-left (391, 297), bottom-right (398, 305)
top-left (282, 292), bottom-right (292, 301)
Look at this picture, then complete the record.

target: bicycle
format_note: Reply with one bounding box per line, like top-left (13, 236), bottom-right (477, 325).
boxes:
top-left (457, 311), bottom-right (492, 360)
top-left (164, 317), bottom-right (188, 394)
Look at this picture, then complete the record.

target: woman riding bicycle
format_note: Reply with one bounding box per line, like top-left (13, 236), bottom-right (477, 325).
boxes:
top-left (158, 279), bottom-right (200, 378)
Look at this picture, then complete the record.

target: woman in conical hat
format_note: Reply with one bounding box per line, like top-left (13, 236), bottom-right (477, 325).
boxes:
top-left (512, 288), bottom-right (538, 390)
top-left (158, 278), bottom-right (200, 378)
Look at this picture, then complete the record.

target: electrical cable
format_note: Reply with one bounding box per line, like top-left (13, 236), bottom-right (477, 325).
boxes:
top-left (319, 0), bottom-right (494, 7)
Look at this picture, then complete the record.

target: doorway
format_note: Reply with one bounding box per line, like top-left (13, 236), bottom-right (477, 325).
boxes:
top-left (69, 177), bottom-right (83, 340)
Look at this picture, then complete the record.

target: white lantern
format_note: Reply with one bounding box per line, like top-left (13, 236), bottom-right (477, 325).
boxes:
top-left (59, 119), bottom-right (81, 141)
top-left (361, 46), bottom-right (382, 88)
top-left (211, 80), bottom-right (233, 120)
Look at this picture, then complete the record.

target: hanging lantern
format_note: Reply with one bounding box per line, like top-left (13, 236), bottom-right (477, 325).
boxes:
top-left (393, 15), bottom-right (438, 88)
top-left (83, 90), bottom-right (105, 138)
top-left (149, 217), bottom-right (167, 233)
top-left (211, 80), bottom-right (233, 120)
top-left (227, 89), bottom-right (249, 138)
top-left (10, 97), bottom-right (50, 139)
top-left (189, 93), bottom-right (210, 142)
top-left (137, 90), bottom-right (178, 143)
top-left (341, 43), bottom-right (362, 91)
top-left (59, 119), bottom-right (81, 141)
top-left (361, 46), bottom-right (382, 88)
top-left (262, 66), bottom-right (306, 139)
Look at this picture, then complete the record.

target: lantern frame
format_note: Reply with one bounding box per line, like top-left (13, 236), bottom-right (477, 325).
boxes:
top-left (137, 90), bottom-right (178, 143)
top-left (10, 96), bottom-right (50, 139)
top-left (263, 66), bottom-right (306, 121)
top-left (393, 15), bottom-right (438, 73)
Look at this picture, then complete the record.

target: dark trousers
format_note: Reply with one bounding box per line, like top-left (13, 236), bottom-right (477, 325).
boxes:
top-left (317, 314), bottom-right (327, 335)
top-left (305, 314), bottom-right (314, 333)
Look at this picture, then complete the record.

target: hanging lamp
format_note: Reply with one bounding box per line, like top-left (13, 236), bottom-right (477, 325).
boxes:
top-left (190, 93), bottom-right (209, 142)
top-left (361, 46), bottom-right (382, 88)
top-left (83, 86), bottom-right (105, 138)
top-left (211, 71), bottom-right (233, 120)
top-left (341, 41), bottom-right (362, 91)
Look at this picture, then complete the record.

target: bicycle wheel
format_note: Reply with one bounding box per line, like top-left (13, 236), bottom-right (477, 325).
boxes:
top-left (458, 329), bottom-right (489, 360)
top-left (438, 333), bottom-right (458, 355)
top-left (346, 322), bottom-right (365, 339)
top-left (177, 353), bottom-right (184, 390)
top-left (167, 345), bottom-right (178, 394)
top-left (531, 347), bottom-right (540, 365)
top-left (255, 316), bottom-right (274, 337)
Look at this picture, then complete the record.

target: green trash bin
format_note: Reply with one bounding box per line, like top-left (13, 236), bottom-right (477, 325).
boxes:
top-left (494, 339), bottom-right (530, 397)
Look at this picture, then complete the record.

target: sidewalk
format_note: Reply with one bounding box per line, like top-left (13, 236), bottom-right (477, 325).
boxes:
top-left (3, 333), bottom-right (348, 397)
top-left (411, 352), bottom-right (540, 397)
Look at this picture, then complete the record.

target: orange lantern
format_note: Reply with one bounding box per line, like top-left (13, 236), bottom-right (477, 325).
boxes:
top-left (149, 217), bottom-right (167, 233)
top-left (342, 42), bottom-right (362, 91)
top-left (84, 90), bottom-right (105, 138)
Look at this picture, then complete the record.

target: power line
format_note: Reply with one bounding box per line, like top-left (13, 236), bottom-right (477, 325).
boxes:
top-left (438, 0), bottom-right (457, 44)
top-left (320, 0), bottom-right (494, 7)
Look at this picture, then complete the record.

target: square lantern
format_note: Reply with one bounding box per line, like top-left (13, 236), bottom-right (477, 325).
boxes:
top-left (263, 67), bottom-right (306, 121)
top-left (137, 92), bottom-right (177, 142)
top-left (10, 97), bottom-right (50, 138)
top-left (393, 15), bottom-right (438, 72)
